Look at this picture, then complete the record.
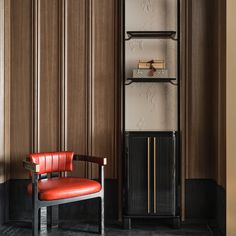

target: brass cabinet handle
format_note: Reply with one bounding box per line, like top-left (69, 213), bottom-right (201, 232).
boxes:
top-left (153, 137), bottom-right (157, 213)
top-left (147, 137), bottom-right (151, 214)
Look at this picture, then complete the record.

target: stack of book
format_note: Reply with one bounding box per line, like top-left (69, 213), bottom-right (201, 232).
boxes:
top-left (133, 59), bottom-right (168, 78)
top-left (138, 60), bottom-right (165, 69)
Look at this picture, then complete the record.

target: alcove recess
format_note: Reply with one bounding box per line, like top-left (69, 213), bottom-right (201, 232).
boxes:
top-left (125, 0), bottom-right (177, 132)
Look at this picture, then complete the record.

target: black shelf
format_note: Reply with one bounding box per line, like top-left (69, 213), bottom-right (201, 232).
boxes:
top-left (126, 31), bottom-right (176, 40)
top-left (125, 77), bottom-right (177, 85)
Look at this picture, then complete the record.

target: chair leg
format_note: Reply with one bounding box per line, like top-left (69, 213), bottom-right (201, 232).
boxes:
top-left (33, 206), bottom-right (39, 236)
top-left (39, 207), bottom-right (47, 232)
top-left (48, 205), bottom-right (59, 228)
top-left (99, 196), bottom-right (104, 235)
top-left (38, 208), bottom-right (41, 230)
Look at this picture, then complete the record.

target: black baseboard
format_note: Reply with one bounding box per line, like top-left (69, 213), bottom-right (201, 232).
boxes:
top-left (185, 179), bottom-right (217, 219)
top-left (0, 181), bottom-right (9, 226)
top-left (8, 179), bottom-right (118, 223)
top-left (0, 182), bottom-right (5, 225)
top-left (216, 185), bottom-right (226, 236)
top-left (9, 179), bottom-right (32, 221)
top-left (185, 179), bottom-right (226, 236)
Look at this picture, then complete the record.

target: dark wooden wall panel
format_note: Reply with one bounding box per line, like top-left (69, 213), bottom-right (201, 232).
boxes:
top-left (91, 0), bottom-right (118, 179)
top-left (186, 0), bottom-right (218, 179)
top-left (185, 0), bottom-right (226, 186)
top-left (10, 0), bottom-right (32, 179)
top-left (39, 0), bottom-right (60, 152)
top-left (217, 0), bottom-right (226, 189)
top-left (66, 0), bottom-right (87, 177)
top-left (207, 0), bottom-right (219, 181)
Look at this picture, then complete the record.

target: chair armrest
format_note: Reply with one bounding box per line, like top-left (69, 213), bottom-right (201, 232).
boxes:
top-left (23, 159), bottom-right (40, 173)
top-left (73, 154), bottom-right (107, 166)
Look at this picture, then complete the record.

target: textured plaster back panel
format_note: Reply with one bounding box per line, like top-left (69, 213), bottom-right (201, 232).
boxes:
top-left (125, 0), bottom-right (177, 131)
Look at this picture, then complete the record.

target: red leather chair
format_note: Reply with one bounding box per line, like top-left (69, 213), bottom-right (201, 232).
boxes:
top-left (23, 151), bottom-right (107, 236)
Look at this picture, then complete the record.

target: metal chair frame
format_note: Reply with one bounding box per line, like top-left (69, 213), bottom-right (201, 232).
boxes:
top-left (23, 154), bottom-right (107, 236)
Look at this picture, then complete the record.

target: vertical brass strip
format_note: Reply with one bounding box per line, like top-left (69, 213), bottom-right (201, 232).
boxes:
top-left (147, 137), bottom-right (150, 214)
top-left (60, 0), bottom-right (64, 151)
top-left (60, 0), bottom-right (67, 151)
top-left (38, 0), bottom-right (41, 152)
top-left (4, 0), bottom-right (11, 181)
top-left (0, 0), bottom-right (5, 183)
top-left (64, 0), bottom-right (68, 151)
top-left (85, 0), bottom-right (92, 179)
top-left (88, 0), bottom-right (93, 179)
top-left (154, 137), bottom-right (157, 213)
top-left (33, 0), bottom-right (40, 153)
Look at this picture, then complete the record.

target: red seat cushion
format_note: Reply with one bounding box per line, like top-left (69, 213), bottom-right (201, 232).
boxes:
top-left (27, 177), bottom-right (101, 201)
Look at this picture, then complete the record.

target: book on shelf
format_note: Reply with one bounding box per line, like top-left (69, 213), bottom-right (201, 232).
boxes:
top-left (138, 59), bottom-right (165, 69)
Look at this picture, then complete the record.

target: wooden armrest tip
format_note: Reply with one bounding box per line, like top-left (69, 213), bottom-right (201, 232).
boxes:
top-left (23, 159), bottom-right (40, 173)
top-left (104, 158), bottom-right (107, 165)
top-left (35, 165), bottom-right (40, 173)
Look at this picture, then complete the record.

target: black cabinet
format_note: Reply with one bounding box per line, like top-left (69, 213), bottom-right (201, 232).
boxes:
top-left (123, 131), bottom-right (180, 228)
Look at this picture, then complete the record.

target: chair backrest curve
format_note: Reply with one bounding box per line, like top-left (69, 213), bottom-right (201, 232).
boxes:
top-left (29, 151), bottom-right (74, 175)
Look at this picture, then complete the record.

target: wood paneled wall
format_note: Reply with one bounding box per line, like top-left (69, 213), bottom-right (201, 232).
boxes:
top-left (184, 0), bottom-right (226, 183)
top-left (10, 0), bottom-right (120, 179)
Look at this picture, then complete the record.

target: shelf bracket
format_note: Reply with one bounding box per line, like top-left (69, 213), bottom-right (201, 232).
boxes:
top-left (125, 36), bottom-right (132, 41)
top-left (125, 80), bottom-right (133, 86)
top-left (171, 36), bottom-right (178, 41)
top-left (169, 81), bottom-right (178, 86)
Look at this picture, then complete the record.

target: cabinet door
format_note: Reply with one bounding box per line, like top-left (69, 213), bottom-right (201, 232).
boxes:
top-left (126, 135), bottom-right (149, 215)
top-left (154, 135), bottom-right (176, 215)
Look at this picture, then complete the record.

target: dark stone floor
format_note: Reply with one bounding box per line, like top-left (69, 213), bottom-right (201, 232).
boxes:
top-left (0, 220), bottom-right (213, 236)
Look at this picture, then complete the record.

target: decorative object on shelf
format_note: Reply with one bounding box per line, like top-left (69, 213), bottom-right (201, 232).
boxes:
top-left (133, 69), bottom-right (168, 78)
top-left (138, 59), bottom-right (165, 69)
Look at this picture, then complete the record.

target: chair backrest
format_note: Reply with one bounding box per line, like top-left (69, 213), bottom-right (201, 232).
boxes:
top-left (29, 151), bottom-right (74, 175)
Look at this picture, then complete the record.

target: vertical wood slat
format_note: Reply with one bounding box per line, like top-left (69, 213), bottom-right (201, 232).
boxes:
top-left (10, 0), bottom-right (32, 179)
top-left (38, 0), bottom-right (60, 152)
top-left (90, 0), bottom-right (118, 179)
top-left (66, 0), bottom-right (88, 178)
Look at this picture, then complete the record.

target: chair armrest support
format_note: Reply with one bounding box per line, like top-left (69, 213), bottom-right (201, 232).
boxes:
top-left (73, 154), bottom-right (107, 166)
top-left (23, 159), bottom-right (40, 173)
top-left (23, 159), bottom-right (39, 204)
